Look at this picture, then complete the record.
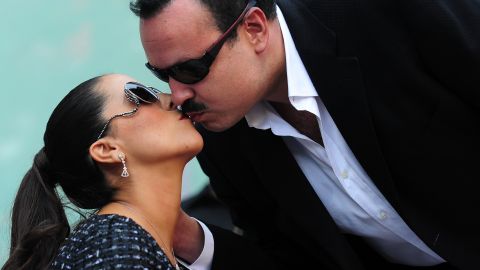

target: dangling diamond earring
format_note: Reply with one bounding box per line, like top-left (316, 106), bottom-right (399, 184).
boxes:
top-left (118, 153), bottom-right (129, 178)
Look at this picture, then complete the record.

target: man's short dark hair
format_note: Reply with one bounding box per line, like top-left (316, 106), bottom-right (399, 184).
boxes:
top-left (130, 0), bottom-right (277, 38)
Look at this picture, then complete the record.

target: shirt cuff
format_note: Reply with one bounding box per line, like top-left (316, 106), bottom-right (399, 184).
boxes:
top-left (183, 218), bottom-right (214, 270)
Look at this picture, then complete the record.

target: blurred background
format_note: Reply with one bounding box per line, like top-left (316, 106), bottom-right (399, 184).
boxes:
top-left (0, 0), bottom-right (211, 264)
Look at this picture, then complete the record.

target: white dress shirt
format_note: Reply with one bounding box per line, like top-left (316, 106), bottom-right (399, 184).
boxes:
top-left (182, 219), bottom-right (214, 270)
top-left (191, 5), bottom-right (445, 269)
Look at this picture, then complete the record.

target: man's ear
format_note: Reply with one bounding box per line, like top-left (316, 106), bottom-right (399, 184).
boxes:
top-left (89, 139), bottom-right (121, 164)
top-left (242, 7), bottom-right (269, 53)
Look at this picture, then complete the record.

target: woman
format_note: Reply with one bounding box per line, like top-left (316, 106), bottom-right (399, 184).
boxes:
top-left (2, 74), bottom-right (203, 269)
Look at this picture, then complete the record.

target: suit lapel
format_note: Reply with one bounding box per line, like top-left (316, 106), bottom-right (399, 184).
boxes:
top-left (277, 0), bottom-right (399, 208)
top-left (238, 124), bottom-right (362, 270)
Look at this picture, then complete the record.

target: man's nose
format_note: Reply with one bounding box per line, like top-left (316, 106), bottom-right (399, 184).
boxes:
top-left (169, 78), bottom-right (195, 106)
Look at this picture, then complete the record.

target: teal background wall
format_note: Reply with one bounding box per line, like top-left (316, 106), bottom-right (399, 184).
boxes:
top-left (0, 0), bottom-right (208, 264)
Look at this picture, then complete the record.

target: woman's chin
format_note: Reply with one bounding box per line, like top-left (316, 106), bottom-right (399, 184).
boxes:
top-left (188, 142), bottom-right (204, 161)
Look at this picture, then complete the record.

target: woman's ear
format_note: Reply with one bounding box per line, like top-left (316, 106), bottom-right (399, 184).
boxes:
top-left (89, 139), bottom-right (121, 164)
top-left (242, 7), bottom-right (269, 53)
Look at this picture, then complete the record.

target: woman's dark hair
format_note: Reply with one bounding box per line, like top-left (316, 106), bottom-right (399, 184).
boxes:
top-left (130, 0), bottom-right (276, 40)
top-left (2, 76), bottom-right (116, 270)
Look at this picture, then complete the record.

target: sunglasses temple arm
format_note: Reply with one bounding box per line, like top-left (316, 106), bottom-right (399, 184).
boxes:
top-left (204, 0), bottom-right (257, 65)
top-left (96, 105), bottom-right (139, 140)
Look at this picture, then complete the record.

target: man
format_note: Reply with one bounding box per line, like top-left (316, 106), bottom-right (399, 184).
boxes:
top-left (130, 0), bottom-right (480, 269)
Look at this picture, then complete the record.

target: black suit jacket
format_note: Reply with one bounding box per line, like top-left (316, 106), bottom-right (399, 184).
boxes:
top-left (196, 0), bottom-right (480, 269)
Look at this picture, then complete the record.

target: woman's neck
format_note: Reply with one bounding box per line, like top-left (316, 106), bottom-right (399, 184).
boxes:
top-left (99, 160), bottom-right (185, 262)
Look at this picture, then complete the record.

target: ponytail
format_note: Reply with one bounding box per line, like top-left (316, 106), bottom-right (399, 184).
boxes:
top-left (3, 75), bottom-right (115, 269)
top-left (2, 148), bottom-right (69, 270)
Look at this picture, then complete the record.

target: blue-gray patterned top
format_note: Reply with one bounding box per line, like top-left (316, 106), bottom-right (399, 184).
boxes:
top-left (51, 214), bottom-right (178, 270)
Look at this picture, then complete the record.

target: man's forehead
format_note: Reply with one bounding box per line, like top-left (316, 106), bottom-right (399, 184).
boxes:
top-left (140, 15), bottom-right (214, 52)
top-left (140, 0), bottom-right (217, 43)
top-left (140, 0), bottom-right (214, 30)
top-left (139, 0), bottom-right (220, 67)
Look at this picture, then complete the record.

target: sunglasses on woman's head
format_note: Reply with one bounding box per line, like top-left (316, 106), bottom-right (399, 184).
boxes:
top-left (145, 0), bottom-right (257, 84)
top-left (96, 82), bottom-right (164, 140)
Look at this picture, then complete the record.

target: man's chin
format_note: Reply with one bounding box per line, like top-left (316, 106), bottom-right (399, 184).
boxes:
top-left (197, 119), bottom-right (238, 132)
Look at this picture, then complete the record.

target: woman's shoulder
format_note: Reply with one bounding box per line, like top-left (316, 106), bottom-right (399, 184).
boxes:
top-left (51, 214), bottom-right (174, 269)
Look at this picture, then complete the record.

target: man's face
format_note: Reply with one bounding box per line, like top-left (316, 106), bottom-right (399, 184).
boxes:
top-left (140, 0), bottom-right (266, 132)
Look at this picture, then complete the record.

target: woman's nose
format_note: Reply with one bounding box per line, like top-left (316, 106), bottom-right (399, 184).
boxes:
top-left (158, 93), bottom-right (176, 111)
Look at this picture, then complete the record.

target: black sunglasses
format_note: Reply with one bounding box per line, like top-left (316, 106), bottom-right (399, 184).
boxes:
top-left (96, 82), bottom-right (163, 140)
top-left (145, 0), bottom-right (257, 84)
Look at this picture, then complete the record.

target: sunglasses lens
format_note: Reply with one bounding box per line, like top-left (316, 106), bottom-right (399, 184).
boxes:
top-left (170, 60), bottom-right (209, 84)
top-left (146, 63), bottom-right (170, 83)
top-left (153, 70), bottom-right (170, 83)
top-left (125, 83), bottom-right (158, 103)
top-left (146, 59), bottom-right (209, 84)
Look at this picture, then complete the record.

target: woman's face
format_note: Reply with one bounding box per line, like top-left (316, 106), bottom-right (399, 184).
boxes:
top-left (98, 74), bottom-right (203, 164)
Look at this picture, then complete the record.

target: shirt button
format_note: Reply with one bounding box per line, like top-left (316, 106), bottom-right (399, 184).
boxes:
top-left (340, 170), bottom-right (349, 179)
top-left (378, 210), bottom-right (388, 221)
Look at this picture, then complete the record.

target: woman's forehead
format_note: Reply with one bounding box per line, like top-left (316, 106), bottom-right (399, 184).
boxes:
top-left (98, 74), bottom-right (137, 113)
top-left (98, 74), bottom-right (134, 97)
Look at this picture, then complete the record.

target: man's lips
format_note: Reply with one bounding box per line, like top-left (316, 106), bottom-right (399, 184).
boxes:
top-left (186, 111), bottom-right (205, 122)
